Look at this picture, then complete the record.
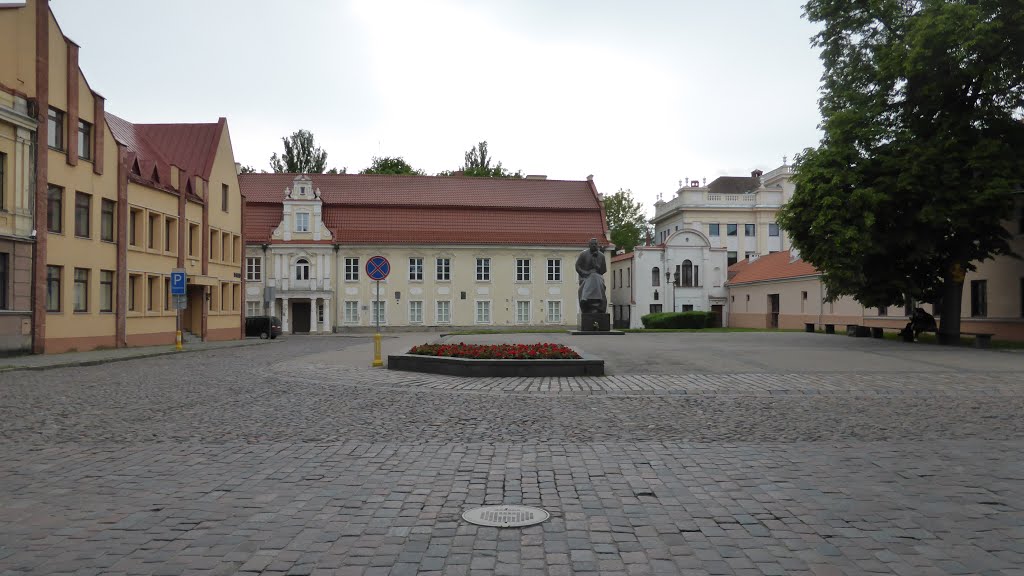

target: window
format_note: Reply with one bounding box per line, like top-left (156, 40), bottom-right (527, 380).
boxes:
top-left (148, 213), bottom-right (160, 249)
top-left (516, 300), bottom-right (530, 324)
top-left (653, 290), bottom-right (659, 301)
top-left (744, 223), bottom-right (755, 236)
top-left (727, 251), bottom-right (738, 267)
top-left (47, 107), bottom-right (64, 150)
top-left (345, 257), bottom-right (359, 281)
top-left (409, 300), bottom-right (423, 324)
top-left (682, 304), bottom-right (694, 312)
top-left (547, 259), bottom-right (561, 282)
top-left (222, 184), bottom-right (229, 212)
top-left (46, 266), bottom-right (61, 312)
top-left (436, 258), bottom-right (450, 281)
top-left (246, 257), bottom-right (262, 281)
top-left (317, 302), bottom-right (325, 323)
top-left (971, 280), bottom-right (987, 317)
top-left (372, 301), bottom-right (386, 325)
top-left (476, 258), bottom-right (490, 281)
top-left (222, 234), bottom-right (230, 263)
top-left (344, 301), bottom-right (359, 323)
top-left (295, 258), bottom-right (310, 280)
top-left (0, 253), bottom-right (7, 309)
top-left (0, 152), bottom-right (5, 210)
top-left (436, 300), bottom-right (451, 324)
top-left (100, 270), bottom-right (113, 312)
top-left (247, 301), bottom-right (262, 317)
top-left (681, 260), bottom-right (694, 287)
top-left (148, 276), bottom-right (161, 312)
top-left (627, 267), bottom-right (631, 288)
top-left (650, 304), bottom-right (663, 314)
top-left (546, 300), bottom-right (562, 323)
top-left (77, 120), bottom-right (92, 160)
top-left (73, 268), bottom-right (89, 312)
top-left (74, 192), bottom-right (91, 237)
top-left (295, 212), bottom-right (310, 232)
top-left (47, 185), bottom-right (63, 233)
top-left (516, 259), bottom-right (531, 282)
top-left (165, 277), bottom-right (172, 311)
top-left (652, 267), bottom-right (660, 286)
top-left (188, 223), bottom-right (199, 256)
top-left (100, 199), bottom-right (115, 242)
top-left (708, 223), bottom-right (720, 237)
top-left (209, 230), bottom-right (218, 259)
top-left (129, 208), bottom-right (142, 246)
top-left (727, 224), bottom-right (737, 236)
top-left (409, 258), bottom-right (423, 281)
top-left (164, 217), bottom-right (176, 253)
top-left (475, 300), bottom-right (491, 323)
top-left (128, 275), bottom-right (139, 311)
top-left (769, 223), bottom-right (780, 237)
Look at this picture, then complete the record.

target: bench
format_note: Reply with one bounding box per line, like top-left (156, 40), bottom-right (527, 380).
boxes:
top-left (962, 332), bottom-right (994, 349)
top-left (804, 323), bottom-right (843, 335)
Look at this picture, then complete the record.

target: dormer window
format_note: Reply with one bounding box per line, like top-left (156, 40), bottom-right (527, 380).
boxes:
top-left (295, 212), bottom-right (310, 232)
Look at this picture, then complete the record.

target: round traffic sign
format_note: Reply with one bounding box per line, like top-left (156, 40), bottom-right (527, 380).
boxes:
top-left (366, 256), bottom-right (390, 280)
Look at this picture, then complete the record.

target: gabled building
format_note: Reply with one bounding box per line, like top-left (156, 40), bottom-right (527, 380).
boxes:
top-left (0, 0), bottom-right (243, 353)
top-left (241, 173), bottom-right (609, 332)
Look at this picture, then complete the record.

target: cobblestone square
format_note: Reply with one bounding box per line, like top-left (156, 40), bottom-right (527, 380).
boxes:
top-left (0, 333), bottom-right (1021, 575)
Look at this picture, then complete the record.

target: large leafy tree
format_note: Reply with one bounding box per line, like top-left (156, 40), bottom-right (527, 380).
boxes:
top-left (269, 130), bottom-right (345, 174)
top-left (778, 0), bottom-right (1023, 343)
top-left (603, 188), bottom-right (649, 253)
top-left (359, 156), bottom-right (424, 175)
top-left (439, 141), bottom-right (523, 178)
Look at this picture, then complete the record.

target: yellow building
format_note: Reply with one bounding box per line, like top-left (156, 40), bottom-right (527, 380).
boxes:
top-left (0, 0), bottom-right (243, 353)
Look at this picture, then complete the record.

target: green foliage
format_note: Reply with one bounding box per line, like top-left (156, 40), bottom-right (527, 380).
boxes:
top-left (640, 311), bottom-right (713, 329)
top-left (359, 156), bottom-right (424, 175)
top-left (439, 141), bottom-right (523, 178)
top-left (778, 0), bottom-right (1024, 341)
top-left (603, 188), bottom-right (648, 253)
top-left (238, 165), bottom-right (257, 174)
top-left (269, 130), bottom-right (344, 174)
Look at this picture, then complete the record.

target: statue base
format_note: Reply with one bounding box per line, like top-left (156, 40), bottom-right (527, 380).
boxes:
top-left (579, 312), bottom-right (611, 332)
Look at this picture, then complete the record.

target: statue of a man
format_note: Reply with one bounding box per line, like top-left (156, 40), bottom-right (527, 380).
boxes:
top-left (575, 238), bottom-right (607, 313)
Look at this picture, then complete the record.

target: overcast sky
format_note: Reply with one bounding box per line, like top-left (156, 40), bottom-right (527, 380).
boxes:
top-left (50, 0), bottom-right (824, 216)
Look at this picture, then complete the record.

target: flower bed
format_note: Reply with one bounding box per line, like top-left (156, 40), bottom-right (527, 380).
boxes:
top-left (408, 342), bottom-right (581, 360)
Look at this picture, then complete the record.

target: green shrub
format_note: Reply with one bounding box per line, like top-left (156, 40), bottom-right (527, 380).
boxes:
top-left (640, 311), bottom-right (713, 329)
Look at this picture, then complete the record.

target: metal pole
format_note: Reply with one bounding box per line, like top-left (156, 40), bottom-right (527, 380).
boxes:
top-left (176, 308), bottom-right (183, 351)
top-left (372, 279), bottom-right (382, 367)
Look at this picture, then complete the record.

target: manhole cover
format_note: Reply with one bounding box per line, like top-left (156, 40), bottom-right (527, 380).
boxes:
top-left (462, 505), bottom-right (549, 527)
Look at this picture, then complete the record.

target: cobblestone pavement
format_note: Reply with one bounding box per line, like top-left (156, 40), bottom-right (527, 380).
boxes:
top-left (1, 334), bottom-right (1022, 575)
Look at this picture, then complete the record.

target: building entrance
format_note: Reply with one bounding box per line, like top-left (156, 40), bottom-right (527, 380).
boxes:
top-left (292, 301), bottom-right (311, 333)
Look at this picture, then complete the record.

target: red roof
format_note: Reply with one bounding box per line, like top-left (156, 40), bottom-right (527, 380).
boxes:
top-left (241, 173), bottom-right (608, 246)
top-left (611, 252), bottom-right (634, 263)
top-left (726, 250), bottom-right (819, 285)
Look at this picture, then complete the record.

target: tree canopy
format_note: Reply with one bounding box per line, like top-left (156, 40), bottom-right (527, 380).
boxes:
top-left (777, 0), bottom-right (1024, 342)
top-left (359, 156), bottom-right (424, 175)
top-left (238, 165), bottom-right (257, 174)
top-left (439, 141), bottom-right (523, 178)
top-left (269, 130), bottom-right (344, 174)
top-left (603, 189), bottom-right (649, 253)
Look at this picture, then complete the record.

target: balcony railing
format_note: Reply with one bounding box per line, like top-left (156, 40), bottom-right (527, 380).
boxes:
top-left (761, 164), bottom-right (795, 183)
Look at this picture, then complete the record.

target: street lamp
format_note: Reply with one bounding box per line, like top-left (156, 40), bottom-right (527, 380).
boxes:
top-left (665, 269), bottom-right (674, 312)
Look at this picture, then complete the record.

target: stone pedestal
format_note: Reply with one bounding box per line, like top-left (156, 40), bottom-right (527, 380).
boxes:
top-left (579, 312), bottom-right (610, 332)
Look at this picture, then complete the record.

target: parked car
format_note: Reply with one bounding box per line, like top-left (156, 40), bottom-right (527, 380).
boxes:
top-left (245, 316), bottom-right (281, 339)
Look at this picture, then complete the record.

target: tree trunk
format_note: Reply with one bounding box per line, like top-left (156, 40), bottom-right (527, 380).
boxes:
top-left (937, 267), bottom-right (965, 345)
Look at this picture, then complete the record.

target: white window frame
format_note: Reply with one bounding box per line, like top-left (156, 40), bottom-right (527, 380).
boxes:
top-left (475, 299), bottom-right (492, 324)
top-left (546, 300), bottom-right (562, 324)
top-left (344, 300), bottom-right (359, 323)
top-left (476, 257), bottom-right (490, 282)
top-left (246, 256), bottom-right (262, 281)
top-left (295, 212), bottom-right (310, 232)
top-left (516, 258), bottom-right (531, 282)
top-left (436, 300), bottom-right (451, 324)
top-left (409, 257), bottom-right (423, 281)
top-left (547, 258), bottom-right (561, 282)
top-left (317, 302), bottom-right (325, 323)
top-left (409, 300), bottom-right (423, 324)
top-left (372, 300), bottom-right (386, 325)
top-left (295, 258), bottom-right (310, 280)
top-left (436, 257), bottom-right (450, 281)
top-left (345, 257), bottom-right (359, 281)
top-left (246, 301), bottom-right (262, 317)
top-left (769, 223), bottom-right (780, 237)
top-left (515, 300), bottom-right (531, 324)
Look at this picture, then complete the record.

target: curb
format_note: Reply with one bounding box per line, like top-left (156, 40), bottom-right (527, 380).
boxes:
top-left (0, 339), bottom-right (272, 373)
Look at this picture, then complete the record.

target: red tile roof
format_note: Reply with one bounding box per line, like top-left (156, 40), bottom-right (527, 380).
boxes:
top-left (726, 250), bottom-right (820, 285)
top-left (241, 174), bottom-right (608, 246)
top-left (611, 252), bottom-right (634, 263)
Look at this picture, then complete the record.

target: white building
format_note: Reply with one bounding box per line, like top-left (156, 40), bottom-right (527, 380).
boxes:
top-left (610, 228), bottom-right (729, 329)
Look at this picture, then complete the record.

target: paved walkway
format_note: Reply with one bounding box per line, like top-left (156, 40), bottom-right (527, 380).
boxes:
top-left (0, 337), bottom-right (272, 372)
top-left (0, 333), bottom-right (1021, 575)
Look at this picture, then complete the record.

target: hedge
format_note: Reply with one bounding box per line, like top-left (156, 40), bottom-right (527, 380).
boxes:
top-left (640, 311), bottom-right (714, 329)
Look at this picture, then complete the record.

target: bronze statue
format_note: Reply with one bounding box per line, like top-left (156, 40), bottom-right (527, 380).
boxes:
top-left (575, 238), bottom-right (607, 313)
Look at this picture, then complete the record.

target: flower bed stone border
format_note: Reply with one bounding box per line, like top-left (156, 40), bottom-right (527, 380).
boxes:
top-left (387, 352), bottom-right (604, 377)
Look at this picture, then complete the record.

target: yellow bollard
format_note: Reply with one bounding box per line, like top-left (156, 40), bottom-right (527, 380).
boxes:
top-left (372, 332), bottom-right (383, 367)
top-left (175, 330), bottom-right (183, 351)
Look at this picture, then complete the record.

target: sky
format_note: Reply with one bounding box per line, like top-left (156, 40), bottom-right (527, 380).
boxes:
top-left (49, 0), bottom-right (825, 217)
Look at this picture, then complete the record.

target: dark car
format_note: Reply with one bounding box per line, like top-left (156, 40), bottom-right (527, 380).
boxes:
top-left (245, 316), bottom-right (281, 339)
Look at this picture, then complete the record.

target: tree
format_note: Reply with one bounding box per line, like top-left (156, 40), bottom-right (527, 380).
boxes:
top-left (603, 189), bottom-right (648, 253)
top-left (238, 165), bottom-right (257, 174)
top-left (777, 0), bottom-right (1024, 344)
top-left (359, 156), bottom-right (424, 175)
top-left (439, 141), bottom-right (523, 178)
top-left (269, 130), bottom-right (344, 174)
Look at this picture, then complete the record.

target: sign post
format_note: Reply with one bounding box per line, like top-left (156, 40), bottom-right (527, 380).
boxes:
top-left (365, 256), bottom-right (391, 367)
top-left (170, 268), bottom-right (187, 351)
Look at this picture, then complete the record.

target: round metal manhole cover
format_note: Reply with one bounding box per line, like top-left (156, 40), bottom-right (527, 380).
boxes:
top-left (462, 505), bottom-right (550, 528)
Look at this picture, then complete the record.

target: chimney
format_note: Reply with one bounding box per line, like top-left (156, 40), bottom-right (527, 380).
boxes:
top-left (525, 174), bottom-right (547, 180)
top-left (586, 174), bottom-right (594, 181)
top-left (751, 169), bottom-right (764, 178)
top-left (235, 162), bottom-right (241, 175)
top-left (690, 179), bottom-right (700, 187)
top-left (789, 247), bottom-right (801, 262)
